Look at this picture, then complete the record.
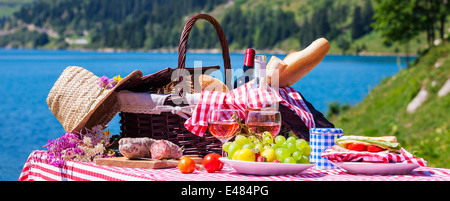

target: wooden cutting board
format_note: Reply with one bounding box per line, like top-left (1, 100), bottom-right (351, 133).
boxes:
top-left (94, 155), bottom-right (203, 169)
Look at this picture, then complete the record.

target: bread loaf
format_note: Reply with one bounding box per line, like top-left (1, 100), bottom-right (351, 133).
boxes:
top-left (279, 38), bottom-right (330, 87)
top-left (266, 56), bottom-right (288, 87)
top-left (197, 74), bottom-right (229, 93)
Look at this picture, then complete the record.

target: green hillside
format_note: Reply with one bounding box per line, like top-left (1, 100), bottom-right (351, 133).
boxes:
top-left (0, 0), bottom-right (433, 55)
top-left (330, 41), bottom-right (450, 168)
top-left (0, 0), bottom-right (33, 18)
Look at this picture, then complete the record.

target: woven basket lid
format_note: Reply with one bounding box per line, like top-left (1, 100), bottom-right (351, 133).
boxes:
top-left (47, 66), bottom-right (142, 132)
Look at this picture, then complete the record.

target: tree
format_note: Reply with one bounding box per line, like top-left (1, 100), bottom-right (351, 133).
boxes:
top-left (362, 0), bottom-right (374, 34)
top-left (437, 0), bottom-right (450, 40)
top-left (351, 6), bottom-right (364, 40)
top-left (372, 0), bottom-right (422, 66)
top-left (337, 35), bottom-right (350, 55)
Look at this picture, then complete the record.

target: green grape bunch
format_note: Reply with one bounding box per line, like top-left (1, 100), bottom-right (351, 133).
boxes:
top-left (223, 131), bottom-right (311, 164)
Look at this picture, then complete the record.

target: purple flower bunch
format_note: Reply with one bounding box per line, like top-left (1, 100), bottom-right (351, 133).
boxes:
top-left (43, 126), bottom-right (116, 167)
top-left (98, 75), bottom-right (122, 90)
top-left (44, 132), bottom-right (83, 167)
top-left (98, 76), bottom-right (115, 89)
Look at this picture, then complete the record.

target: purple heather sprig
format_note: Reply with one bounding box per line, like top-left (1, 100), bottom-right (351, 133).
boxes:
top-left (43, 126), bottom-right (116, 167)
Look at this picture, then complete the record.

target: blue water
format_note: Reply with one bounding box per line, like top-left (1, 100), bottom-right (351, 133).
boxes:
top-left (0, 49), bottom-right (408, 180)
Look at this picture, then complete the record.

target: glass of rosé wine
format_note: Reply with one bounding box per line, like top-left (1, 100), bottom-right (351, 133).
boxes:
top-left (245, 110), bottom-right (281, 137)
top-left (208, 109), bottom-right (240, 156)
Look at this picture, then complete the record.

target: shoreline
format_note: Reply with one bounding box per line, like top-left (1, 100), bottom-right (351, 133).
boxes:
top-left (0, 46), bottom-right (418, 57)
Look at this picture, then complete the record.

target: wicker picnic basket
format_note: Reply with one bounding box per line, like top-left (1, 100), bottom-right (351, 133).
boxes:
top-left (119, 14), bottom-right (231, 156)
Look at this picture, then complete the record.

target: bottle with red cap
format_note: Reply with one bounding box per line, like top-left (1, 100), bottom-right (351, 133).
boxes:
top-left (234, 48), bottom-right (255, 89)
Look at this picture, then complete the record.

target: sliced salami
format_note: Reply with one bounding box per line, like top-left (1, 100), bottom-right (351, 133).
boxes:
top-left (119, 137), bottom-right (156, 159)
top-left (150, 140), bottom-right (183, 160)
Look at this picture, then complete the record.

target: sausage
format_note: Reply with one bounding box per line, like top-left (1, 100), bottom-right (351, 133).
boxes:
top-left (150, 140), bottom-right (183, 160)
top-left (119, 137), bottom-right (156, 159)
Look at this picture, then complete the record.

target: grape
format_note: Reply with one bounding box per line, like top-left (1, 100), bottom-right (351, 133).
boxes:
top-left (227, 142), bottom-right (241, 159)
top-left (302, 145), bottom-right (311, 156)
top-left (292, 150), bottom-right (303, 161)
top-left (286, 142), bottom-right (297, 153)
top-left (248, 135), bottom-right (257, 143)
top-left (223, 141), bottom-right (232, 152)
top-left (274, 135), bottom-right (286, 146)
top-left (287, 136), bottom-right (297, 144)
top-left (254, 143), bottom-right (264, 154)
top-left (275, 148), bottom-right (290, 160)
top-left (242, 143), bottom-right (254, 149)
top-left (262, 131), bottom-right (272, 138)
top-left (235, 135), bottom-right (249, 146)
top-left (263, 135), bottom-right (273, 144)
top-left (298, 155), bottom-right (309, 164)
top-left (283, 157), bottom-right (296, 164)
top-left (270, 143), bottom-right (279, 150)
top-left (281, 141), bottom-right (288, 148)
top-left (296, 139), bottom-right (308, 149)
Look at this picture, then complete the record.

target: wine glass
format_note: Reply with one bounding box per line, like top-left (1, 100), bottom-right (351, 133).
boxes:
top-left (245, 110), bottom-right (281, 137)
top-left (208, 109), bottom-right (240, 157)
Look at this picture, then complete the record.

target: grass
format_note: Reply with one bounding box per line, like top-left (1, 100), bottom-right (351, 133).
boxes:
top-left (329, 41), bottom-right (450, 168)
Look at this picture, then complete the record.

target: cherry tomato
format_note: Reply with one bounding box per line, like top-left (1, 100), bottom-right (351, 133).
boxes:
top-left (367, 145), bottom-right (385, 152)
top-left (178, 156), bottom-right (196, 174)
top-left (256, 155), bottom-right (266, 162)
top-left (346, 143), bottom-right (367, 151)
top-left (202, 153), bottom-right (224, 173)
top-left (272, 160), bottom-right (280, 163)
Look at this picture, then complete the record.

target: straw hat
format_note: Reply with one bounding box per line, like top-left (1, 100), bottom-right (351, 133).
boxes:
top-left (47, 66), bottom-right (142, 132)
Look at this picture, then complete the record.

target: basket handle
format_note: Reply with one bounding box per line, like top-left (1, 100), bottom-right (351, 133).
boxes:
top-left (177, 14), bottom-right (231, 83)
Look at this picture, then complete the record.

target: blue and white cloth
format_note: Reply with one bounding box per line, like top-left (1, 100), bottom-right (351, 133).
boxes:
top-left (309, 128), bottom-right (344, 169)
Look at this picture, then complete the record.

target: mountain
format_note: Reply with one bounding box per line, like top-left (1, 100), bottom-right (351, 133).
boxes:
top-left (0, 0), bottom-right (426, 55)
top-left (329, 41), bottom-right (450, 168)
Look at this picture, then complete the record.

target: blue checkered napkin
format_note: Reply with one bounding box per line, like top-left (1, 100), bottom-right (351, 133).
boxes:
top-left (309, 128), bottom-right (343, 169)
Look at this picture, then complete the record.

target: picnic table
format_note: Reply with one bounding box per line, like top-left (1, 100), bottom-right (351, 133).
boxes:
top-left (19, 150), bottom-right (450, 181)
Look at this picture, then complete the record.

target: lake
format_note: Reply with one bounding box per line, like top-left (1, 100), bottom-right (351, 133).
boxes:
top-left (0, 48), bottom-right (408, 180)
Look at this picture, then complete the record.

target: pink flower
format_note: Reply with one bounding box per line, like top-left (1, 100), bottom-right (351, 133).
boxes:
top-left (98, 75), bottom-right (111, 89)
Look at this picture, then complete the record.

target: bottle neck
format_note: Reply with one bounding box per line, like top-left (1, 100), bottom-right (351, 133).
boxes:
top-left (254, 59), bottom-right (266, 80)
top-left (244, 48), bottom-right (255, 67)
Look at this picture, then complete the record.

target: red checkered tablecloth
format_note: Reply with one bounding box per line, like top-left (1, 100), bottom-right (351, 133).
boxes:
top-left (18, 150), bottom-right (450, 181)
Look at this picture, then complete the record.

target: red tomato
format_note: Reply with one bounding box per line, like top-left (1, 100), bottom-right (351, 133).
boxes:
top-left (178, 157), bottom-right (196, 174)
top-left (256, 155), bottom-right (266, 162)
top-left (346, 143), bottom-right (367, 151)
top-left (367, 145), bottom-right (385, 152)
top-left (272, 160), bottom-right (280, 163)
top-left (202, 153), bottom-right (224, 173)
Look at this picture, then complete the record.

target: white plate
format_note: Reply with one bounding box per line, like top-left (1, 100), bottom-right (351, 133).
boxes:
top-left (219, 157), bottom-right (315, 176)
top-left (331, 162), bottom-right (420, 175)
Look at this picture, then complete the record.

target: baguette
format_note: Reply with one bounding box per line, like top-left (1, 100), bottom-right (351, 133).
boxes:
top-left (198, 74), bottom-right (229, 93)
top-left (266, 56), bottom-right (288, 87)
top-left (279, 38), bottom-right (330, 87)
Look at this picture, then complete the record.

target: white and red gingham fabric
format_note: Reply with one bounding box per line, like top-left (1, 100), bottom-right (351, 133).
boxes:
top-left (184, 83), bottom-right (315, 136)
top-left (19, 150), bottom-right (450, 181)
top-left (321, 148), bottom-right (427, 167)
top-left (18, 150), bottom-right (450, 181)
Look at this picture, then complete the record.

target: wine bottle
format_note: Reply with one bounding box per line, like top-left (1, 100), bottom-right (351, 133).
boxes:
top-left (245, 55), bottom-right (278, 117)
top-left (234, 48), bottom-right (255, 89)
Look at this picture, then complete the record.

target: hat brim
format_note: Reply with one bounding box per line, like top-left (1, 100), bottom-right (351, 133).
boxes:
top-left (71, 69), bottom-right (143, 133)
